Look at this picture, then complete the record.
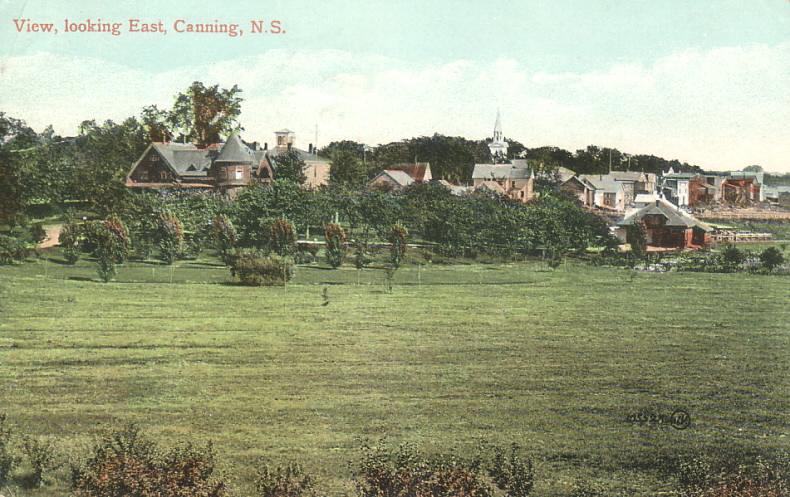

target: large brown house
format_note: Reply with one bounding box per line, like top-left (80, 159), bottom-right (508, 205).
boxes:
top-left (126, 130), bottom-right (330, 194)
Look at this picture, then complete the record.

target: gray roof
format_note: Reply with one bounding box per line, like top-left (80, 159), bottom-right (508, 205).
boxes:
top-left (378, 169), bottom-right (414, 187)
top-left (579, 174), bottom-right (624, 193)
top-left (472, 162), bottom-right (532, 180)
top-left (619, 198), bottom-right (712, 231)
top-left (151, 143), bottom-right (213, 176)
top-left (215, 133), bottom-right (255, 164)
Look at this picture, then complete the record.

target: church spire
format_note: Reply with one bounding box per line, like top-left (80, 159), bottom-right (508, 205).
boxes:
top-left (488, 109), bottom-right (508, 162)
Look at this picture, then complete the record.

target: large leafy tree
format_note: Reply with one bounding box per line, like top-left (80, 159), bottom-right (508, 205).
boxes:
top-left (271, 149), bottom-right (307, 185)
top-left (70, 118), bottom-right (147, 215)
top-left (169, 82), bottom-right (243, 146)
top-left (329, 149), bottom-right (367, 187)
top-left (140, 105), bottom-right (173, 142)
top-left (0, 113), bottom-right (48, 225)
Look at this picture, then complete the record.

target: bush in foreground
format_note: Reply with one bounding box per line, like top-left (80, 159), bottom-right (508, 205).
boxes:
top-left (59, 220), bottom-right (82, 264)
top-left (255, 460), bottom-right (315, 497)
top-left (229, 249), bottom-right (294, 286)
top-left (72, 424), bottom-right (226, 497)
top-left (0, 234), bottom-right (29, 265)
top-left (0, 413), bottom-right (17, 485)
top-left (324, 223), bottom-right (346, 268)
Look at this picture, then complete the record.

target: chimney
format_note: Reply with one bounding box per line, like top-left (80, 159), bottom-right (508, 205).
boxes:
top-left (264, 142), bottom-right (268, 150)
top-left (309, 143), bottom-right (313, 154)
top-left (655, 200), bottom-right (659, 207)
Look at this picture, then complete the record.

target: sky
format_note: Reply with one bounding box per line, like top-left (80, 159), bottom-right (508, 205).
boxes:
top-left (0, 0), bottom-right (788, 171)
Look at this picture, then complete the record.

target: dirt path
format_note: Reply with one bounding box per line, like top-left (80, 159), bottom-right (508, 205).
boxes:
top-left (38, 224), bottom-right (62, 249)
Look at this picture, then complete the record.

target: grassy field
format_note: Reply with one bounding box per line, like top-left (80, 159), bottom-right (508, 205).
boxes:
top-left (0, 252), bottom-right (788, 496)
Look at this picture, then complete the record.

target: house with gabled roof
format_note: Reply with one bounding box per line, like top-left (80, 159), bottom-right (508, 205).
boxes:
top-left (368, 162), bottom-right (432, 191)
top-left (616, 198), bottom-right (712, 249)
top-left (471, 160), bottom-right (534, 203)
top-left (125, 129), bottom-right (330, 194)
top-left (579, 174), bottom-right (627, 211)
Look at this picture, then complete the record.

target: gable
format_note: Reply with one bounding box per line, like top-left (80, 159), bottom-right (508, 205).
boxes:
top-left (128, 146), bottom-right (176, 183)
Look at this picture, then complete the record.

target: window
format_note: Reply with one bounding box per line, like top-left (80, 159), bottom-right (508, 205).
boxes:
top-left (150, 154), bottom-right (159, 162)
top-left (604, 192), bottom-right (616, 206)
top-left (159, 171), bottom-right (168, 180)
top-left (235, 168), bottom-right (243, 180)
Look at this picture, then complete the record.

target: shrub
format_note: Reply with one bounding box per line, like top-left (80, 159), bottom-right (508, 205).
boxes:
top-left (488, 444), bottom-right (534, 497)
top-left (268, 218), bottom-right (297, 257)
top-left (720, 245), bottom-right (744, 269)
top-left (255, 460), bottom-right (314, 497)
top-left (353, 238), bottom-right (371, 271)
top-left (388, 223), bottom-right (408, 269)
top-left (30, 222), bottom-right (47, 244)
top-left (60, 221), bottom-right (82, 264)
top-left (0, 234), bottom-right (29, 265)
top-left (324, 223), bottom-right (346, 268)
top-left (353, 441), bottom-right (493, 497)
top-left (211, 214), bottom-right (238, 265)
top-left (759, 246), bottom-right (784, 272)
top-left (22, 435), bottom-right (55, 487)
top-left (674, 455), bottom-right (790, 497)
top-left (84, 218), bottom-right (130, 283)
top-left (293, 249), bottom-right (315, 265)
top-left (229, 249), bottom-right (294, 286)
top-left (157, 211), bottom-right (184, 264)
top-left (625, 221), bottom-right (647, 258)
top-left (0, 413), bottom-right (18, 485)
top-left (72, 424), bottom-right (226, 497)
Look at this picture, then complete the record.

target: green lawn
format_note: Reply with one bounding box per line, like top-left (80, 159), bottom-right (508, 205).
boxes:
top-left (0, 253), bottom-right (788, 496)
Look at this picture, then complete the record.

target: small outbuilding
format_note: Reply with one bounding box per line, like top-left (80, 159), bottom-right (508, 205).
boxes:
top-left (616, 198), bottom-right (713, 250)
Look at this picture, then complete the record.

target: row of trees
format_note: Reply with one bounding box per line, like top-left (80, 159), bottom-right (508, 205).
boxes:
top-left (2, 79), bottom-right (715, 229)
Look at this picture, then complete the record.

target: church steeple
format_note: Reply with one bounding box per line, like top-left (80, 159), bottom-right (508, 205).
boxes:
top-left (488, 109), bottom-right (508, 162)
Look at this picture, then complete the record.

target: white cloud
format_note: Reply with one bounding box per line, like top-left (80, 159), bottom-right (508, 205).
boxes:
top-left (1, 42), bottom-right (788, 171)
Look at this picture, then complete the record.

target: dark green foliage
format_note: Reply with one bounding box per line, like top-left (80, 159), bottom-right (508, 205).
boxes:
top-left (272, 149), bottom-right (307, 185)
top-left (229, 250), bottom-right (294, 286)
top-left (324, 223), bottom-right (346, 268)
top-left (388, 223), bottom-right (408, 269)
top-left (625, 221), bottom-right (647, 258)
top-left (84, 217), bottom-right (130, 282)
top-left (22, 435), bottom-right (55, 487)
top-left (759, 246), bottom-right (784, 271)
top-left (720, 245), bottom-right (745, 268)
top-left (267, 218), bottom-right (297, 257)
top-left (234, 181), bottom-right (319, 247)
top-left (157, 211), bottom-right (184, 264)
top-left (30, 222), bottom-right (47, 244)
top-left (353, 441), bottom-right (493, 497)
top-left (353, 238), bottom-right (371, 271)
top-left (60, 220), bottom-right (82, 264)
top-left (0, 234), bottom-right (29, 265)
top-left (488, 444), bottom-right (534, 497)
top-left (254, 460), bottom-right (314, 497)
top-left (71, 424), bottom-right (226, 497)
top-left (329, 149), bottom-right (367, 187)
top-left (211, 214), bottom-right (238, 265)
top-left (0, 413), bottom-right (17, 485)
top-left (170, 81), bottom-right (243, 147)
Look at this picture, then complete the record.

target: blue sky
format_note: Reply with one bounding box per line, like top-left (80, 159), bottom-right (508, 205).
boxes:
top-left (1, 0), bottom-right (788, 171)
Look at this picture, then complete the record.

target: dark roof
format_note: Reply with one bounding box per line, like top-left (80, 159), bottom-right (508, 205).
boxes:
top-left (619, 199), bottom-right (712, 231)
top-left (389, 163), bottom-right (431, 182)
top-left (215, 133), bottom-right (255, 164)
